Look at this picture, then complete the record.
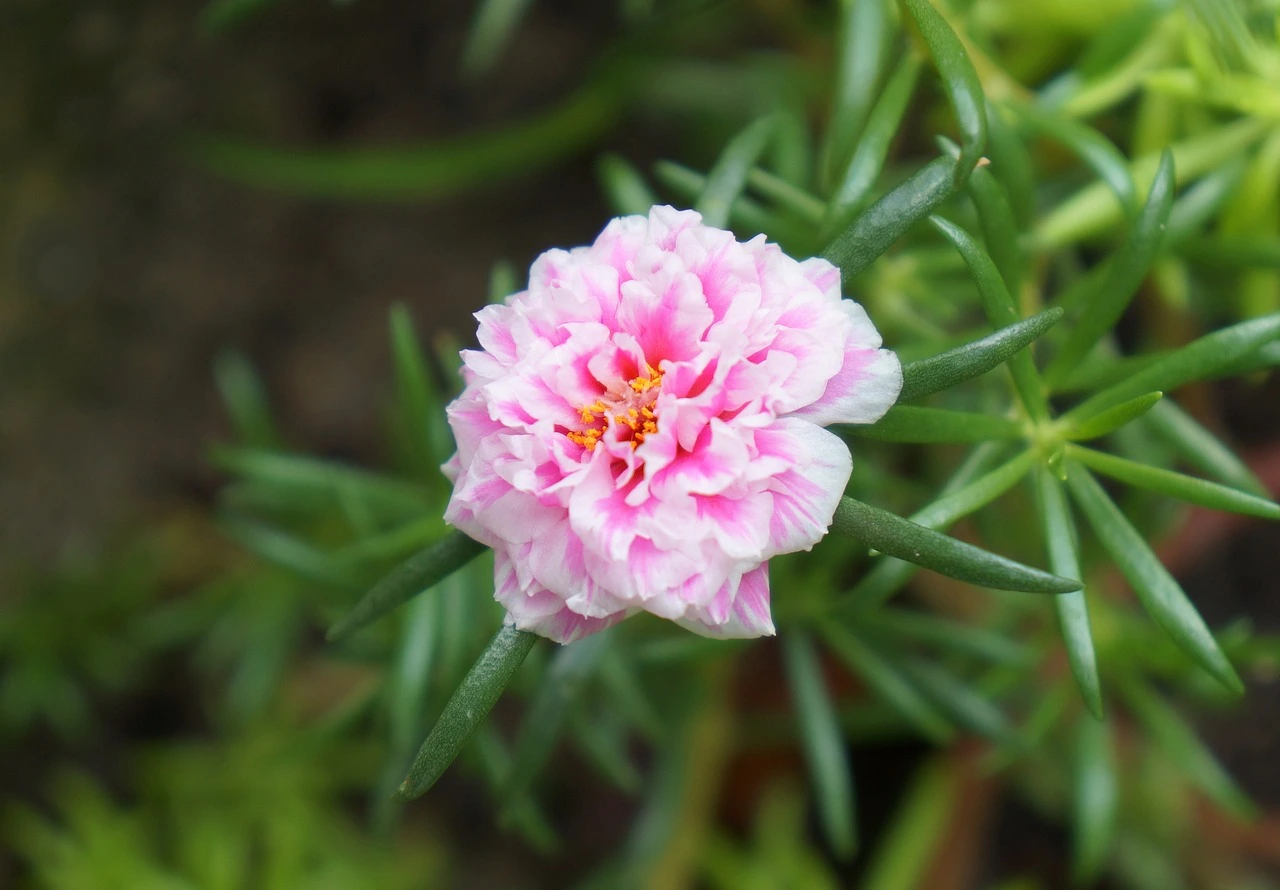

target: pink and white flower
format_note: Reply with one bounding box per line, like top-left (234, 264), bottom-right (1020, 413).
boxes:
top-left (443, 206), bottom-right (901, 643)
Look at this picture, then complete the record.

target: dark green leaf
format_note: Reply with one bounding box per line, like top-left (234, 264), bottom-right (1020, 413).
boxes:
top-left (696, 115), bottom-right (778, 229)
top-left (904, 0), bottom-right (986, 186)
top-left (501, 631), bottom-right (613, 812)
top-left (1062, 312), bottom-right (1280, 423)
top-left (212, 351), bottom-right (281, 449)
top-left (858, 759), bottom-right (957, 890)
top-left (821, 624), bottom-right (954, 744)
top-left (191, 79), bottom-right (621, 200)
top-left (825, 54), bottom-right (923, 234)
top-left (1177, 235), bottom-right (1280, 269)
top-left (899, 308), bottom-right (1063, 402)
top-left (858, 608), bottom-right (1033, 666)
top-left (199, 0), bottom-right (281, 33)
top-left (1032, 467), bottom-right (1102, 718)
top-left (846, 405), bottom-right (1023, 443)
top-left (746, 168), bottom-right (825, 226)
top-left (928, 215), bottom-right (1049, 419)
top-left (1118, 676), bottom-right (1255, 820)
top-left (654, 161), bottom-right (784, 239)
top-left (984, 102), bottom-right (1036, 225)
top-left (570, 707), bottom-right (643, 795)
top-left (831, 496), bottom-right (1080, 594)
top-left (1066, 444), bottom-right (1280, 519)
top-left (1044, 151), bottom-right (1175, 388)
top-left (327, 530), bottom-right (488, 641)
top-left (968, 164), bottom-right (1024, 293)
top-left (1063, 392), bottom-right (1163, 441)
top-left (389, 305), bottom-right (453, 483)
top-left (460, 0), bottom-right (535, 80)
top-left (1064, 464), bottom-right (1243, 693)
top-left (1164, 161), bottom-right (1248, 245)
top-left (1010, 101), bottom-right (1135, 212)
top-left (219, 519), bottom-right (359, 588)
top-left (900, 657), bottom-right (1016, 744)
top-left (397, 624), bottom-right (538, 801)
top-left (1072, 717), bottom-right (1117, 884)
top-left (822, 155), bottom-right (956, 283)
top-left (782, 631), bottom-right (858, 859)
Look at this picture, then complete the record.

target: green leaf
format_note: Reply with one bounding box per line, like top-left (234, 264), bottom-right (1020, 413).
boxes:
top-left (597, 153), bottom-right (660, 217)
top-left (1061, 312), bottom-right (1280, 424)
top-left (389, 589), bottom-right (443, 756)
top-left (984, 103), bottom-right (1036, 226)
top-left (745, 168), bottom-right (825, 226)
top-left (1043, 151), bottom-right (1175, 388)
top-left (781, 631), bottom-right (857, 859)
top-left (899, 656), bottom-right (1016, 744)
top-left (212, 351), bottom-right (281, 449)
top-left (967, 164), bottom-right (1024, 293)
top-left (822, 155), bottom-right (956, 283)
top-left (838, 447), bottom-right (1033, 609)
top-left (1177, 236), bottom-right (1280, 270)
top-left (500, 631), bottom-right (613, 813)
top-left (327, 530), bottom-right (488, 642)
top-left (1118, 676), bottom-right (1256, 820)
top-left (470, 723), bottom-right (561, 853)
top-left (388, 305), bottom-right (453, 484)
top-left (1072, 717), bottom-right (1118, 884)
top-left (1141, 399), bottom-right (1270, 497)
top-left (460, 0), bottom-right (535, 80)
top-left (858, 608), bottom-right (1033, 666)
top-left (398, 624), bottom-right (539, 801)
top-left (899, 308), bottom-right (1064, 402)
top-left (824, 54), bottom-right (923, 234)
top-left (928, 215), bottom-right (1049, 420)
top-left (654, 161), bottom-right (784, 240)
top-left (1064, 464), bottom-right (1243, 694)
top-left (858, 758), bottom-right (958, 890)
top-left (821, 623), bottom-right (953, 743)
top-left (199, 0), bottom-right (281, 33)
top-left (1062, 392), bottom-right (1163, 441)
top-left (211, 447), bottom-right (433, 517)
top-left (1065, 444), bottom-right (1280, 520)
top-left (903, 0), bottom-right (986, 186)
top-left (1164, 161), bottom-right (1248, 245)
top-left (831, 496), bottom-right (1080, 594)
top-left (570, 707), bottom-right (643, 795)
top-left (219, 519), bottom-right (359, 588)
top-left (820, 0), bottom-right (894, 191)
top-left (695, 115), bottom-right (778, 229)
top-left (1032, 467), bottom-right (1102, 719)
top-left (846, 405), bottom-right (1023, 443)
top-left (191, 78), bottom-right (621, 201)
top-left (1010, 101), bottom-right (1135, 213)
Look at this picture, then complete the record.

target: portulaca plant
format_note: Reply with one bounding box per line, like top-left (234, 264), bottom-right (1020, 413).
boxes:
top-left (202, 0), bottom-right (1280, 883)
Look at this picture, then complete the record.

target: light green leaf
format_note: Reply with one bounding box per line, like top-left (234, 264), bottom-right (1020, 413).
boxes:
top-left (696, 115), bottom-right (779, 229)
top-left (1066, 444), bottom-right (1280, 519)
top-left (822, 155), bottom-right (956, 283)
top-left (1032, 467), bottom-right (1102, 719)
top-left (820, 0), bottom-right (894, 191)
top-left (904, 0), bottom-right (986, 186)
top-left (1063, 392), bottom-right (1163, 441)
top-left (1142, 399), bottom-right (1270, 497)
top-left (327, 530), bottom-right (488, 641)
top-left (398, 624), bottom-right (539, 801)
top-left (597, 154), bottom-right (660, 216)
top-left (782, 631), bottom-right (857, 859)
top-left (1072, 717), bottom-right (1118, 884)
top-left (847, 405), bottom-right (1023, 443)
top-left (1064, 464), bottom-right (1243, 693)
top-left (858, 758), bottom-right (958, 890)
top-left (898, 308), bottom-right (1064, 402)
top-left (832, 496), bottom-right (1080, 594)
top-left (820, 623), bottom-right (954, 744)
top-left (984, 103), bottom-right (1036, 226)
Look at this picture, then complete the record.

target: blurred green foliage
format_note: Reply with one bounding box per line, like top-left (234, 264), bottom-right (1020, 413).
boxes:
top-left (6, 0), bottom-right (1280, 888)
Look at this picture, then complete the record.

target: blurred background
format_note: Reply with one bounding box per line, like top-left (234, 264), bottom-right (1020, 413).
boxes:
top-left (3, 0), bottom-right (1280, 888)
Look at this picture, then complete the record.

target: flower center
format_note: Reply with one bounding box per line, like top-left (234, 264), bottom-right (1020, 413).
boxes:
top-left (567, 366), bottom-right (662, 452)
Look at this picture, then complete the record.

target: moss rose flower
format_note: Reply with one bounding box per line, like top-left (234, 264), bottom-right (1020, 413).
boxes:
top-left (444, 206), bottom-right (901, 643)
